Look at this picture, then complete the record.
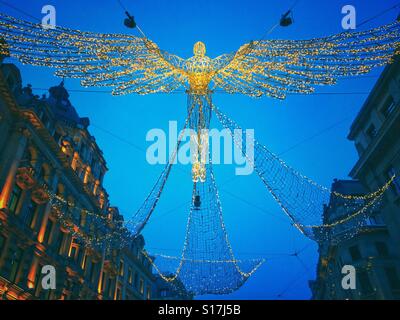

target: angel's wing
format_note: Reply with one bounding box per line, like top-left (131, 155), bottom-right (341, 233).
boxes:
top-left (213, 21), bottom-right (400, 99)
top-left (0, 13), bottom-right (187, 95)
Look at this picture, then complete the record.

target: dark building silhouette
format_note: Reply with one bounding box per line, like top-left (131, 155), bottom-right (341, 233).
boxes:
top-left (310, 58), bottom-right (400, 300)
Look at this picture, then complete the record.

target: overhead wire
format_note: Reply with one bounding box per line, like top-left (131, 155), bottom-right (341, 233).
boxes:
top-left (0, 0), bottom-right (41, 22)
top-left (358, 2), bottom-right (400, 28)
top-left (1, 0), bottom-right (400, 297)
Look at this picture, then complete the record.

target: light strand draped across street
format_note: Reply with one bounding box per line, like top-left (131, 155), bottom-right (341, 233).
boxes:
top-left (1, 8), bottom-right (400, 295)
top-left (212, 104), bottom-right (396, 243)
top-left (141, 158), bottom-right (265, 295)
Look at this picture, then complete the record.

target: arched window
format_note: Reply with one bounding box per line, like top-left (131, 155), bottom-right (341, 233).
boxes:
top-left (8, 184), bottom-right (22, 215)
top-left (57, 184), bottom-right (65, 197)
top-left (25, 199), bottom-right (38, 229)
top-left (40, 163), bottom-right (51, 185)
top-left (24, 146), bottom-right (38, 168)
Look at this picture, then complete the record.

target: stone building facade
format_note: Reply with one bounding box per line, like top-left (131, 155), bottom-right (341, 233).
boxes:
top-left (310, 180), bottom-right (400, 299)
top-left (348, 57), bottom-right (400, 248)
top-left (310, 58), bottom-right (400, 300)
top-left (0, 59), bottom-right (156, 300)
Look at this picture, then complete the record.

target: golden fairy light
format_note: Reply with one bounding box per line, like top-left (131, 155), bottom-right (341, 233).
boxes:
top-left (1, 12), bottom-right (399, 179)
top-left (1, 11), bottom-right (399, 295)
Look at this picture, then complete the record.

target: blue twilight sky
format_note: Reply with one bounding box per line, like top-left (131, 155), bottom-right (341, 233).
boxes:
top-left (1, 0), bottom-right (399, 300)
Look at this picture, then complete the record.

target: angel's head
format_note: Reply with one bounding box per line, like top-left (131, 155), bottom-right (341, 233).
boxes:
top-left (193, 41), bottom-right (206, 57)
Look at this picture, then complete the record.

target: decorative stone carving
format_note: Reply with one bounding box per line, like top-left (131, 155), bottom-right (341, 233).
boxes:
top-left (15, 167), bottom-right (36, 190)
top-left (31, 184), bottom-right (50, 205)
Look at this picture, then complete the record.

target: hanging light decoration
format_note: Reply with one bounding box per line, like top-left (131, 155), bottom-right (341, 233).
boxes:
top-left (1, 9), bottom-right (399, 295)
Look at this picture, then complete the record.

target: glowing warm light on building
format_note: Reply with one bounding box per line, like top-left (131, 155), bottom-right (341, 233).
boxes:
top-left (27, 257), bottom-right (39, 290)
top-left (83, 167), bottom-right (91, 184)
top-left (27, 281), bottom-right (35, 289)
top-left (37, 225), bottom-right (46, 244)
top-left (0, 166), bottom-right (16, 209)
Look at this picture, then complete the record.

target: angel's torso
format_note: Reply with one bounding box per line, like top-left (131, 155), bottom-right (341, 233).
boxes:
top-left (181, 42), bottom-right (218, 93)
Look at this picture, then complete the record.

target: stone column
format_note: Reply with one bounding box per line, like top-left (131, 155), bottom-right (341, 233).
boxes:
top-left (27, 250), bottom-right (41, 290)
top-left (0, 129), bottom-right (29, 209)
top-left (17, 153), bottom-right (43, 223)
top-left (37, 171), bottom-right (60, 243)
top-left (97, 246), bottom-right (106, 296)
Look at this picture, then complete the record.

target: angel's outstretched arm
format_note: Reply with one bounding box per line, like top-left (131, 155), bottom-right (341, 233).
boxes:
top-left (213, 21), bottom-right (400, 99)
top-left (0, 13), bottom-right (187, 95)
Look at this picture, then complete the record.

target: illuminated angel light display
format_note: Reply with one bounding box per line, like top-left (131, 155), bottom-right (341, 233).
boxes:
top-left (0, 12), bottom-right (398, 295)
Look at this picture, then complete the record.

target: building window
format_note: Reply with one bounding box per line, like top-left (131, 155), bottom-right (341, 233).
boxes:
top-left (81, 252), bottom-right (87, 270)
top-left (381, 97), bottom-right (396, 118)
top-left (385, 267), bottom-right (400, 291)
top-left (54, 231), bottom-right (65, 255)
top-left (134, 272), bottom-right (139, 289)
top-left (33, 263), bottom-right (43, 296)
top-left (366, 124), bottom-right (377, 140)
top-left (160, 289), bottom-right (168, 298)
top-left (9, 248), bottom-right (24, 283)
top-left (115, 287), bottom-right (122, 300)
top-left (119, 260), bottom-right (124, 277)
top-left (0, 235), bottom-right (6, 257)
top-left (39, 164), bottom-right (50, 185)
top-left (8, 185), bottom-right (22, 214)
top-left (78, 168), bottom-right (85, 181)
top-left (80, 211), bottom-right (87, 227)
top-left (107, 278), bottom-right (114, 298)
top-left (101, 272), bottom-right (107, 293)
top-left (358, 271), bottom-right (375, 296)
top-left (139, 278), bottom-right (144, 295)
top-left (25, 201), bottom-right (38, 228)
top-left (128, 268), bottom-right (133, 285)
top-left (40, 113), bottom-right (49, 129)
top-left (375, 242), bottom-right (389, 257)
top-left (69, 245), bottom-right (78, 260)
top-left (387, 167), bottom-right (400, 196)
top-left (349, 245), bottom-right (362, 261)
top-left (89, 261), bottom-right (98, 284)
top-left (43, 219), bottom-right (54, 245)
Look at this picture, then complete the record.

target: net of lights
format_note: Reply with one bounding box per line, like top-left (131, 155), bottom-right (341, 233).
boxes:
top-left (212, 104), bottom-right (396, 242)
top-left (1, 7), bottom-right (400, 295)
